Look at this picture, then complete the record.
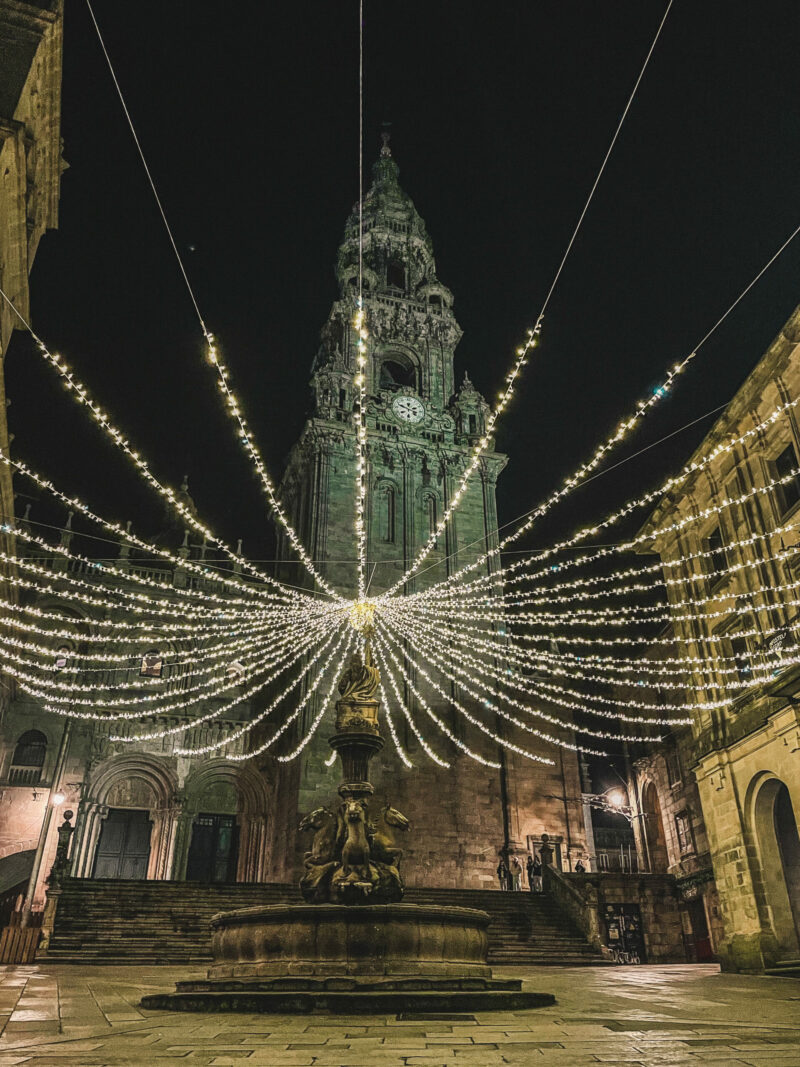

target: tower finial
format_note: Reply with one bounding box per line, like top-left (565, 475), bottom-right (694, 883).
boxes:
top-left (380, 122), bottom-right (392, 158)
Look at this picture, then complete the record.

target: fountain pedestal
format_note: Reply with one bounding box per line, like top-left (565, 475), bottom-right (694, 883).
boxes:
top-left (141, 630), bottom-right (554, 1013)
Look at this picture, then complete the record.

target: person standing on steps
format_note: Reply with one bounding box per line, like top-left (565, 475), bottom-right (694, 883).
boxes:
top-left (531, 853), bottom-right (543, 893)
top-left (497, 857), bottom-right (511, 891)
top-left (526, 852), bottom-right (535, 892)
top-left (510, 854), bottom-right (523, 891)
top-left (538, 833), bottom-right (554, 870)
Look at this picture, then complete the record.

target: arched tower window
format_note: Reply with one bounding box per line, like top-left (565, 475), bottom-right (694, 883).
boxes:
top-left (379, 486), bottom-right (396, 544)
top-left (387, 259), bottom-right (406, 291)
top-left (379, 357), bottom-right (416, 392)
top-left (10, 730), bottom-right (47, 785)
top-left (423, 493), bottom-right (437, 538)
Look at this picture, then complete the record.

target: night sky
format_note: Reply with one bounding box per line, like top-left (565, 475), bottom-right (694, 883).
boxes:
top-left (7, 0), bottom-right (800, 577)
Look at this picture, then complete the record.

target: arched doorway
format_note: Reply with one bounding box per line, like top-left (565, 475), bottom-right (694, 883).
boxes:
top-left (642, 781), bottom-right (668, 873)
top-left (752, 776), bottom-right (800, 957)
top-left (179, 762), bottom-right (271, 883)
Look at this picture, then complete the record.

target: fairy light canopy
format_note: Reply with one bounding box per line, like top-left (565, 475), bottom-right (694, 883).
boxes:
top-left (4, 0), bottom-right (800, 784)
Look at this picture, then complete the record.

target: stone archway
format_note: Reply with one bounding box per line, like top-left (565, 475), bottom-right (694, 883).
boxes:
top-left (750, 775), bottom-right (800, 958)
top-left (71, 755), bottom-right (178, 881)
top-left (176, 761), bottom-right (271, 883)
top-left (641, 781), bottom-right (669, 873)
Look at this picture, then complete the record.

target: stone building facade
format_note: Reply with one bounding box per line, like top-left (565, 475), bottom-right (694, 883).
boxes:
top-left (0, 517), bottom-right (274, 916)
top-left (0, 0), bottom-right (64, 717)
top-left (640, 302), bottom-right (800, 971)
top-left (267, 140), bottom-right (587, 889)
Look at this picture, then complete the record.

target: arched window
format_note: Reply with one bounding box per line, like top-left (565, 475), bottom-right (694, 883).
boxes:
top-left (379, 359), bottom-right (415, 391)
top-left (380, 486), bottom-right (396, 544)
top-left (139, 649), bottom-right (164, 679)
top-left (423, 493), bottom-right (437, 538)
top-left (387, 259), bottom-right (406, 290)
top-left (9, 730), bottom-right (47, 785)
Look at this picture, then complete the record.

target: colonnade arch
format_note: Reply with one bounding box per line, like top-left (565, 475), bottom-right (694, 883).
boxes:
top-left (747, 772), bottom-right (800, 958)
top-left (69, 755), bottom-right (271, 884)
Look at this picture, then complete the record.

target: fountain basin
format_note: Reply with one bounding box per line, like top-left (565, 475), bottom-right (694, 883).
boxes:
top-left (140, 902), bottom-right (555, 1013)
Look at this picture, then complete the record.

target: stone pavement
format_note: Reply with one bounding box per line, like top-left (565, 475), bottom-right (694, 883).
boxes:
top-left (0, 963), bottom-right (799, 1066)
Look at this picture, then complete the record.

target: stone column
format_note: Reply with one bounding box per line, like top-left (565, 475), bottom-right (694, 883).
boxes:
top-left (70, 802), bottom-right (108, 878)
top-left (169, 809), bottom-right (196, 882)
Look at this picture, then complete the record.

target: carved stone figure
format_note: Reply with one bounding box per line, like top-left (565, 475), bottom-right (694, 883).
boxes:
top-left (337, 652), bottom-right (380, 705)
top-left (298, 806), bottom-right (337, 866)
top-left (370, 805), bottom-right (410, 867)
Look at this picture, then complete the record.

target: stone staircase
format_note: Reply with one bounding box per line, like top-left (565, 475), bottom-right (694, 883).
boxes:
top-left (764, 958), bottom-right (800, 979)
top-left (41, 879), bottom-right (606, 966)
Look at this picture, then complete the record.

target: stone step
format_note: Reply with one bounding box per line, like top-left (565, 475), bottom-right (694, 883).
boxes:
top-left (44, 879), bottom-right (605, 966)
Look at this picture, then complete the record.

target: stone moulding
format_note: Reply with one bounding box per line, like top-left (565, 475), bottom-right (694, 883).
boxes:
top-left (207, 902), bottom-right (491, 978)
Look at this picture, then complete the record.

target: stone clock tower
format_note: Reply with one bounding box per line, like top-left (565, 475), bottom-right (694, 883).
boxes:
top-left (266, 138), bottom-right (587, 887)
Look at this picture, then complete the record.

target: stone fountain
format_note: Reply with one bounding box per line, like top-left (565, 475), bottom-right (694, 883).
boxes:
top-left (141, 621), bottom-right (553, 1013)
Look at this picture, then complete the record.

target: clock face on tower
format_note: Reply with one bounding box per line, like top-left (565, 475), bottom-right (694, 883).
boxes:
top-left (391, 395), bottom-right (425, 424)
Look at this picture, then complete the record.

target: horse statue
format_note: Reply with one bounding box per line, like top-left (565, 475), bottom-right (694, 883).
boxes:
top-left (339, 799), bottom-right (372, 883)
top-left (370, 805), bottom-right (410, 867)
top-left (298, 806), bottom-right (337, 866)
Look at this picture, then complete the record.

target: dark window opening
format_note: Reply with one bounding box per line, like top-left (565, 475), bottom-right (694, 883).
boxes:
top-left (387, 260), bottom-right (406, 290)
top-left (428, 293), bottom-right (442, 306)
top-left (9, 730), bottom-right (47, 785)
top-left (729, 631), bottom-right (752, 683)
top-left (707, 526), bottom-right (727, 580)
top-left (468, 413), bottom-right (477, 435)
top-left (776, 444), bottom-right (800, 514)
top-left (379, 359), bottom-right (415, 391)
top-left (675, 811), bottom-right (694, 853)
top-left (381, 487), bottom-right (396, 544)
top-left (424, 495), bottom-right (437, 540)
top-left (339, 388), bottom-right (347, 409)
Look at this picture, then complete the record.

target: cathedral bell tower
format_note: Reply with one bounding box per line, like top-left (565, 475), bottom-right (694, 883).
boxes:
top-left (279, 135), bottom-right (506, 596)
top-left (266, 140), bottom-right (585, 891)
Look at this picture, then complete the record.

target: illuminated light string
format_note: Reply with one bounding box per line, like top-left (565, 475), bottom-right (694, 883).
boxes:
top-left (377, 680), bottom-right (413, 769)
top-left (0, 576), bottom-right (323, 649)
top-left (376, 619), bottom-right (614, 757)
top-left (382, 605), bottom-right (684, 730)
top-left (372, 628), bottom-right (504, 768)
top-left (392, 601), bottom-right (791, 692)
top-left (9, 621), bottom-right (330, 723)
top-left (408, 515), bottom-right (800, 611)
top-left (377, 654), bottom-right (450, 769)
top-left (0, 622), bottom-right (295, 679)
top-left (110, 623), bottom-right (345, 743)
top-left (0, 547), bottom-right (295, 625)
top-left (404, 454), bottom-right (800, 621)
top-left (37, 620), bottom-right (329, 713)
top-left (384, 1), bottom-right (675, 598)
top-left (0, 592), bottom-right (315, 661)
top-left (0, 451), bottom-right (320, 607)
top-left (377, 620), bottom-right (579, 761)
top-left (271, 631), bottom-right (358, 763)
top-left (0, 619), bottom-right (305, 683)
top-left (396, 205), bottom-right (800, 603)
top-left (7, 523), bottom-right (294, 613)
top-left (84, 0), bottom-right (338, 600)
top-left (171, 625), bottom-right (350, 757)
